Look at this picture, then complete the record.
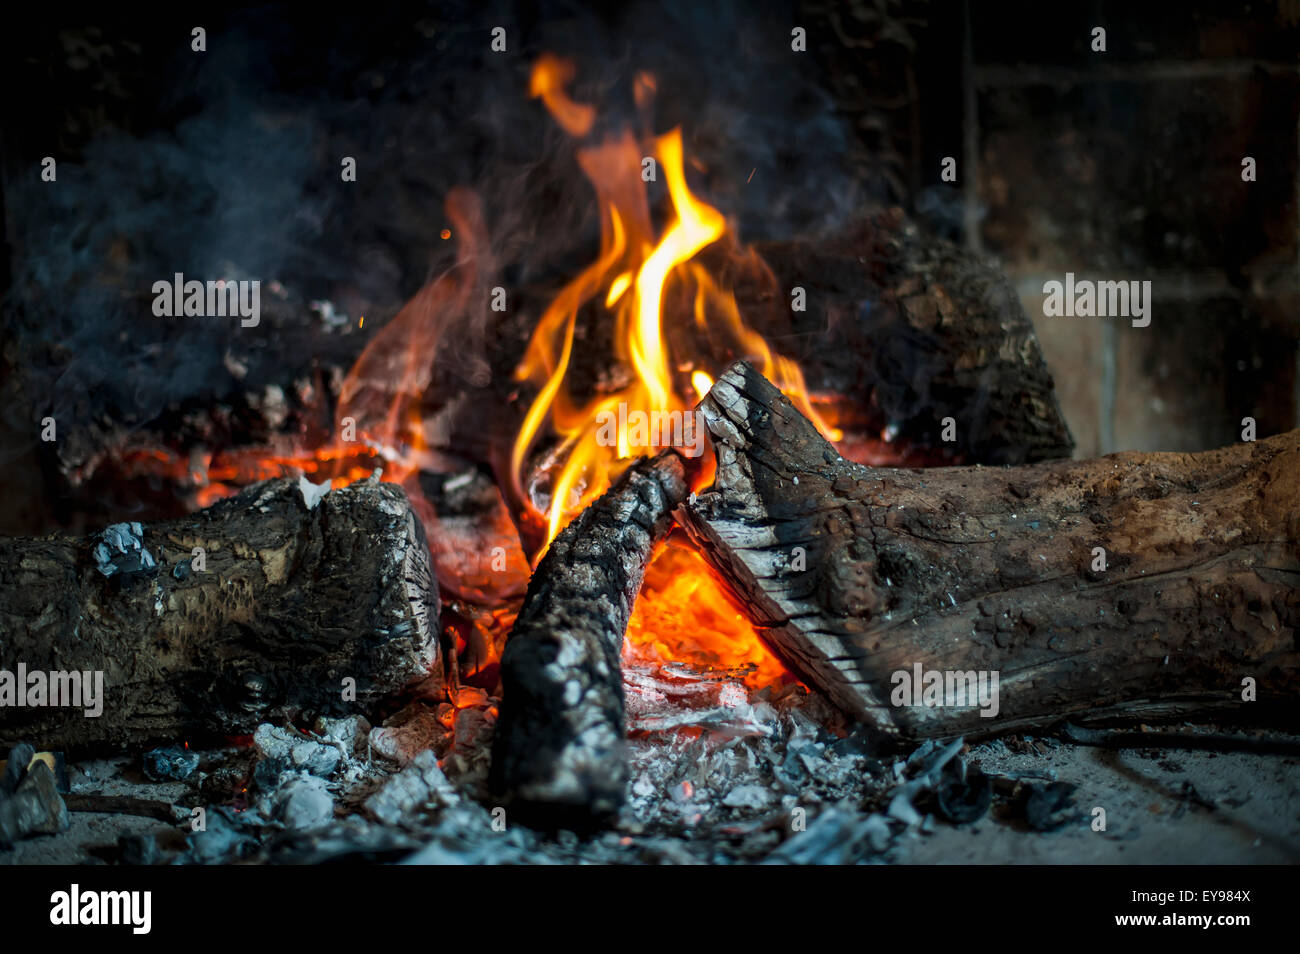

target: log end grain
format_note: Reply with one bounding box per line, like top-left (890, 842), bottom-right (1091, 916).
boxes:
top-left (0, 476), bottom-right (440, 751)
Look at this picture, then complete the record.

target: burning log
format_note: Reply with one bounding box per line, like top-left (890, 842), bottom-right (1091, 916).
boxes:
top-left (678, 361), bottom-right (1300, 740)
top-left (0, 476), bottom-right (440, 751)
top-left (717, 207), bottom-right (1076, 465)
top-left (491, 450), bottom-right (689, 828)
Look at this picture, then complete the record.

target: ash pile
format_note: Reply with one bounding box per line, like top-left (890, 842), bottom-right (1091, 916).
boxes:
top-left (1, 662), bottom-right (1089, 866)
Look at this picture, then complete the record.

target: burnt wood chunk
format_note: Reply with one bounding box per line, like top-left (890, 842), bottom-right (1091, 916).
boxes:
top-left (721, 209), bottom-right (1076, 465)
top-left (491, 450), bottom-right (689, 828)
top-left (678, 361), bottom-right (1300, 740)
top-left (0, 476), bottom-right (440, 751)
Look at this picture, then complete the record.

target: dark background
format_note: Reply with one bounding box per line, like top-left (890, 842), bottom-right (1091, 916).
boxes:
top-left (2, 0), bottom-right (1297, 533)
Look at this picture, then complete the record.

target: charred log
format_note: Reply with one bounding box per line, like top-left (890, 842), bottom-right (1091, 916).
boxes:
top-left (490, 450), bottom-right (689, 828)
top-left (678, 361), bottom-right (1300, 741)
top-left (0, 476), bottom-right (440, 751)
top-left (715, 208), bottom-right (1075, 465)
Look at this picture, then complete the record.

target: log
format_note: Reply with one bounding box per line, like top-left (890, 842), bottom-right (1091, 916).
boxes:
top-left (715, 208), bottom-right (1076, 465)
top-left (490, 450), bottom-right (689, 828)
top-left (0, 476), bottom-right (440, 751)
top-left (678, 361), bottom-right (1300, 741)
top-left (17, 210), bottom-right (1072, 536)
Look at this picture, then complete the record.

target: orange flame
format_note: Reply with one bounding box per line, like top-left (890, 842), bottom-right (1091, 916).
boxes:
top-left (626, 546), bottom-right (788, 688)
top-left (530, 53), bottom-right (596, 137)
top-left (512, 56), bottom-right (838, 548)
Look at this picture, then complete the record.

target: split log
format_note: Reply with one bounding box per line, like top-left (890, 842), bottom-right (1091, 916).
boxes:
top-left (0, 476), bottom-right (440, 751)
top-left (490, 450), bottom-right (689, 828)
top-left (678, 361), bottom-right (1300, 741)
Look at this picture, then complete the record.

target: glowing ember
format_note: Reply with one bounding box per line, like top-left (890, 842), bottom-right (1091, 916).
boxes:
top-left (626, 546), bottom-right (789, 690)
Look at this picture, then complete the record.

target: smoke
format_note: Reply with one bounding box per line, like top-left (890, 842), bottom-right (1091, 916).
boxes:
top-left (1, 0), bottom-right (870, 470)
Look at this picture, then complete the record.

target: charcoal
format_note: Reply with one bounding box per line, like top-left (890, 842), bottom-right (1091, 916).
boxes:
top-left (722, 784), bottom-right (773, 810)
top-left (118, 832), bottom-right (159, 866)
top-left (827, 727), bottom-right (875, 759)
top-left (268, 827), bottom-right (423, 864)
top-left (0, 761), bottom-right (70, 846)
top-left (252, 724), bottom-right (297, 761)
top-left (764, 807), bottom-right (894, 864)
top-left (1, 742), bottom-right (35, 796)
top-left (253, 724), bottom-right (340, 776)
top-left (253, 756), bottom-right (290, 792)
top-left (400, 808), bottom-right (542, 865)
top-left (186, 807), bottom-right (257, 863)
top-left (934, 765), bottom-right (993, 824)
top-left (905, 740), bottom-right (938, 771)
top-left (370, 702), bottom-right (450, 765)
top-left (774, 751), bottom-right (809, 787)
top-left (142, 745), bottom-right (200, 781)
top-left (291, 742), bottom-right (341, 777)
top-left (1025, 782), bottom-right (1080, 832)
top-left (905, 738), bottom-right (964, 781)
top-left (312, 715), bottom-right (371, 756)
top-left (92, 522), bottom-right (157, 578)
top-left (887, 784), bottom-right (925, 826)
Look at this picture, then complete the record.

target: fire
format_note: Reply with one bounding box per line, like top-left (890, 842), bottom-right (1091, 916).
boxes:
top-left (109, 55), bottom-right (846, 695)
top-left (529, 54), bottom-right (596, 138)
top-left (512, 56), bottom-right (838, 547)
top-left (625, 546), bottom-right (787, 688)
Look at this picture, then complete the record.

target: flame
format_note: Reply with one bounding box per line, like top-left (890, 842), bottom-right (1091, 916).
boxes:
top-left (107, 56), bottom-right (870, 698)
top-left (627, 547), bottom-right (788, 689)
top-left (512, 56), bottom-right (837, 548)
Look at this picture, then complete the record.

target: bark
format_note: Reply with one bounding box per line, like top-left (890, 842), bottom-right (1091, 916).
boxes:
top-left (0, 476), bottom-right (440, 751)
top-left (716, 208), bottom-right (1076, 465)
top-left (490, 451), bottom-right (689, 828)
top-left (678, 361), bottom-right (1300, 741)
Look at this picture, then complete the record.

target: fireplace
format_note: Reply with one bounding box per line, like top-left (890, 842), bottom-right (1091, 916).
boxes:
top-left (1, 1), bottom-right (1297, 873)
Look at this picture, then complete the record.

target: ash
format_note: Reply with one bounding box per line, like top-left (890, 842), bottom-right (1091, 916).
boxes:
top-left (10, 665), bottom-right (1298, 864)
top-left (4, 659), bottom-right (969, 865)
top-left (619, 661), bottom-right (891, 858)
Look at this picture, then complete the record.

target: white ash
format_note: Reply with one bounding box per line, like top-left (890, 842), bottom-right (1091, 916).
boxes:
top-left (369, 701), bottom-right (451, 765)
top-left (313, 715), bottom-right (372, 756)
top-left (297, 474), bottom-right (331, 510)
top-left (253, 724), bottom-right (341, 777)
top-left (16, 655), bottom-right (976, 865)
top-left (271, 774), bottom-right (335, 831)
top-left (618, 659), bottom-right (889, 850)
top-left (365, 750), bottom-right (457, 826)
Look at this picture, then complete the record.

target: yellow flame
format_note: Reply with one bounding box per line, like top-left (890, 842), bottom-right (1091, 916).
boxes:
top-left (606, 271), bottom-right (632, 307)
top-left (513, 56), bottom-right (838, 549)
